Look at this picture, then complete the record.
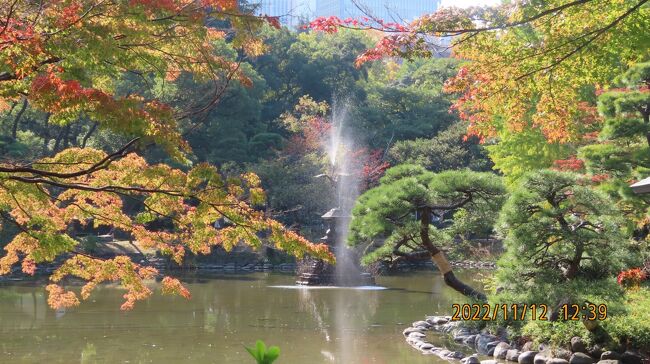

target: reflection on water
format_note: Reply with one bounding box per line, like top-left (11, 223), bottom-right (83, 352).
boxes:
top-left (0, 270), bottom-right (489, 363)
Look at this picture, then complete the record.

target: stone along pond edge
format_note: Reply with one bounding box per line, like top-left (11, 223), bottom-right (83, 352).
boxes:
top-left (404, 316), bottom-right (646, 364)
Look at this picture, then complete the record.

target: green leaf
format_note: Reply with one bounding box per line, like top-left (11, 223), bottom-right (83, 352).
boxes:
top-left (265, 346), bottom-right (280, 363)
top-left (256, 340), bottom-right (266, 362)
top-left (245, 346), bottom-right (261, 362)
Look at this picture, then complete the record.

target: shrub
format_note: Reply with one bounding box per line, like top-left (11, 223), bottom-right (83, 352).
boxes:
top-left (603, 287), bottom-right (650, 350)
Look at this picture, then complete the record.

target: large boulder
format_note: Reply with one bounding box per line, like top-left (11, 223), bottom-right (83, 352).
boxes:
top-left (494, 342), bottom-right (513, 359)
top-left (570, 353), bottom-right (594, 364)
top-left (571, 337), bottom-right (587, 353)
top-left (519, 351), bottom-right (539, 364)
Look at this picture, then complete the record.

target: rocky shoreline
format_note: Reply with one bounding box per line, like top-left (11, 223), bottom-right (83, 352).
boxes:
top-left (403, 316), bottom-right (646, 364)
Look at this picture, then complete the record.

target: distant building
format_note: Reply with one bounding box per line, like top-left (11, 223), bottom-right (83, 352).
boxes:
top-left (254, 0), bottom-right (440, 28)
top-left (254, 0), bottom-right (315, 28)
top-left (315, 0), bottom-right (440, 22)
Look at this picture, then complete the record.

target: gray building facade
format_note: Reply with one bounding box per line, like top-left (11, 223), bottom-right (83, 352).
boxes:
top-left (315, 0), bottom-right (440, 22)
top-left (255, 1), bottom-right (440, 28)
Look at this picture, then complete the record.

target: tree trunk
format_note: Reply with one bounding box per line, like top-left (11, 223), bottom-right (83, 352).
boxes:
top-left (42, 113), bottom-right (51, 155)
top-left (564, 242), bottom-right (583, 280)
top-left (419, 207), bottom-right (487, 301)
top-left (11, 98), bottom-right (28, 140)
top-left (81, 122), bottom-right (98, 148)
top-left (641, 106), bottom-right (650, 146)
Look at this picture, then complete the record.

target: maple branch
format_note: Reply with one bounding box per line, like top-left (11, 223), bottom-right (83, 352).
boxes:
top-left (0, 0), bottom-right (19, 37)
top-left (0, 56), bottom-right (61, 82)
top-left (514, 0), bottom-right (649, 81)
top-left (0, 138), bottom-right (140, 178)
top-left (348, 0), bottom-right (596, 36)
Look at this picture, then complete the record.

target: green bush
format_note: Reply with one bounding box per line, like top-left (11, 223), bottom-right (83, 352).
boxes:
top-left (520, 320), bottom-right (592, 348)
top-left (603, 287), bottom-right (650, 350)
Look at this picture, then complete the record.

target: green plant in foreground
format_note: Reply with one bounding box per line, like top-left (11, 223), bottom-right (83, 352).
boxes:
top-left (246, 340), bottom-right (280, 364)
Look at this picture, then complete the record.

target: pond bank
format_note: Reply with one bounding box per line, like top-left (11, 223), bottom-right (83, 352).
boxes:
top-left (403, 316), bottom-right (648, 364)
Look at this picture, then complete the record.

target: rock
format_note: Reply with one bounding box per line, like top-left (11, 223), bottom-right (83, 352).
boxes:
top-left (481, 360), bottom-right (498, 364)
top-left (408, 331), bottom-right (426, 339)
top-left (555, 349), bottom-right (572, 361)
top-left (597, 361), bottom-right (621, 364)
top-left (571, 337), bottom-right (587, 353)
top-left (601, 352), bottom-right (621, 361)
top-left (406, 337), bottom-right (422, 346)
top-left (412, 320), bottom-right (431, 329)
top-left (419, 343), bottom-right (434, 351)
top-left (403, 327), bottom-right (425, 337)
top-left (463, 356), bottom-right (481, 364)
top-left (522, 343), bottom-right (535, 352)
top-left (476, 334), bottom-right (500, 354)
top-left (570, 353), bottom-right (594, 364)
top-left (427, 316), bottom-right (449, 325)
top-left (620, 351), bottom-right (643, 364)
top-left (485, 341), bottom-right (501, 356)
top-left (495, 342), bottom-right (513, 359)
top-left (519, 352), bottom-right (539, 364)
top-left (448, 352), bottom-right (466, 360)
top-left (463, 335), bottom-right (478, 345)
top-left (548, 359), bottom-right (569, 364)
top-left (588, 346), bottom-right (603, 359)
top-left (507, 350), bottom-right (521, 362)
top-left (438, 349), bottom-right (452, 357)
top-left (454, 327), bottom-right (475, 337)
top-left (534, 353), bottom-right (549, 364)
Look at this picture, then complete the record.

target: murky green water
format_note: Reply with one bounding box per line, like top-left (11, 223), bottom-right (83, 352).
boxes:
top-left (0, 270), bottom-right (490, 363)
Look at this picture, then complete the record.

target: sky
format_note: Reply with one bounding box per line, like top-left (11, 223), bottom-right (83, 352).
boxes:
top-left (440, 0), bottom-right (501, 8)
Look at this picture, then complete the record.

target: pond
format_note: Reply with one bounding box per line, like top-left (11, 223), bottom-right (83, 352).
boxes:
top-left (0, 270), bottom-right (490, 363)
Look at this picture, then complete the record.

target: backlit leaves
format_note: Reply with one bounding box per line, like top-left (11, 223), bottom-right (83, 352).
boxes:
top-left (0, 147), bottom-right (333, 310)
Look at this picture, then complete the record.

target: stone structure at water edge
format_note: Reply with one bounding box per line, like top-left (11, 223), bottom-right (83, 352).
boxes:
top-left (403, 316), bottom-right (646, 364)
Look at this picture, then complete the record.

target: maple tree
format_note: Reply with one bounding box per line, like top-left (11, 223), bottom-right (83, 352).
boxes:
top-left (0, 0), bottom-right (332, 310)
top-left (309, 0), bottom-right (649, 178)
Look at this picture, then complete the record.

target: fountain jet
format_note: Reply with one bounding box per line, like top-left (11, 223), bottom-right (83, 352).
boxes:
top-left (296, 101), bottom-right (374, 286)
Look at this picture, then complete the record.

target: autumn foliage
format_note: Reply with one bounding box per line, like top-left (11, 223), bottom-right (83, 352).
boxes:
top-left (310, 1), bottom-right (649, 144)
top-left (0, 1), bottom-right (332, 310)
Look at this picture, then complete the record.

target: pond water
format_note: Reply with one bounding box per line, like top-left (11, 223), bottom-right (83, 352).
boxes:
top-left (0, 270), bottom-right (490, 363)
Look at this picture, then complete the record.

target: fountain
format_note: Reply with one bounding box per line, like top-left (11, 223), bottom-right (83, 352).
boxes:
top-left (296, 102), bottom-right (375, 286)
